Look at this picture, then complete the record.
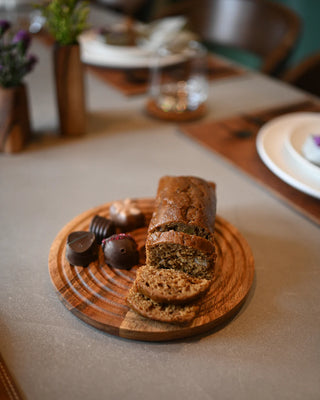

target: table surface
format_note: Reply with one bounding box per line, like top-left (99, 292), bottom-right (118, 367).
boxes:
top-left (0, 6), bottom-right (319, 400)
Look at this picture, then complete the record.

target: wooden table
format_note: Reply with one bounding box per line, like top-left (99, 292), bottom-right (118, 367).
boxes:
top-left (0, 5), bottom-right (319, 400)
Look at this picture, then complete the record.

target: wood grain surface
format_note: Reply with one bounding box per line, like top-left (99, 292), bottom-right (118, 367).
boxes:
top-left (53, 44), bottom-right (86, 136)
top-left (87, 56), bottom-right (245, 96)
top-left (48, 198), bottom-right (254, 341)
top-left (0, 84), bottom-right (31, 153)
top-left (0, 352), bottom-right (25, 400)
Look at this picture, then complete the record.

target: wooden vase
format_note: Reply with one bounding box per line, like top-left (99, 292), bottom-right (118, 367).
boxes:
top-left (0, 84), bottom-right (31, 153)
top-left (54, 43), bottom-right (86, 136)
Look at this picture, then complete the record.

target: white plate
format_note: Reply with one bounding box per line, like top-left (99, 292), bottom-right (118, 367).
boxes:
top-left (79, 30), bottom-right (187, 69)
top-left (285, 117), bottom-right (320, 176)
top-left (256, 112), bottom-right (320, 199)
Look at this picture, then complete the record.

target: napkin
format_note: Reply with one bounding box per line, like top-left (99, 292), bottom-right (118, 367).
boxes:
top-left (96, 15), bottom-right (196, 52)
top-left (137, 16), bottom-right (188, 50)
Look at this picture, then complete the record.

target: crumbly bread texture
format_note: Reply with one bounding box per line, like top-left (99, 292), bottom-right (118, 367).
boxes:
top-left (126, 282), bottom-right (200, 324)
top-left (135, 265), bottom-right (211, 304)
top-left (126, 175), bottom-right (217, 325)
top-left (148, 176), bottom-right (216, 240)
top-left (146, 230), bottom-right (216, 279)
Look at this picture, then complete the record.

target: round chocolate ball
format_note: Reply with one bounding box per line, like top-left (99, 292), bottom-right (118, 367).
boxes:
top-left (102, 233), bottom-right (139, 270)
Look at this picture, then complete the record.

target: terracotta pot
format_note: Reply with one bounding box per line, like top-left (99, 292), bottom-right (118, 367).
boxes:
top-left (0, 84), bottom-right (31, 153)
top-left (54, 43), bottom-right (86, 136)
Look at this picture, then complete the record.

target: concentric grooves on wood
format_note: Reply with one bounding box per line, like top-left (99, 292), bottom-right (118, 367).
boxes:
top-left (49, 198), bottom-right (254, 341)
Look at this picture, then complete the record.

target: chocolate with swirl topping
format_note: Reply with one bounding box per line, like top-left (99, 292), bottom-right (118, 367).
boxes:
top-left (109, 198), bottom-right (145, 232)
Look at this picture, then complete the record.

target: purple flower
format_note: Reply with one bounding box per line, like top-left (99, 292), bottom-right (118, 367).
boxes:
top-left (0, 24), bottom-right (37, 87)
top-left (12, 30), bottom-right (31, 51)
top-left (0, 20), bottom-right (10, 35)
top-left (313, 135), bottom-right (320, 147)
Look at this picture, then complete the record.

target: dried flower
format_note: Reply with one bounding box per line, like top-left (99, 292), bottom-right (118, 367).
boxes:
top-left (0, 22), bottom-right (37, 88)
top-left (0, 20), bottom-right (10, 36)
top-left (26, 54), bottom-right (38, 72)
top-left (12, 30), bottom-right (31, 51)
top-left (37, 0), bottom-right (90, 45)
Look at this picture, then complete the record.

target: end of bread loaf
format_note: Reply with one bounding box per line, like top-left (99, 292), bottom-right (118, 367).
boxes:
top-left (148, 175), bottom-right (216, 239)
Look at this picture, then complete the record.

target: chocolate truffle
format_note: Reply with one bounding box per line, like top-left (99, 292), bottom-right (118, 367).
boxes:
top-left (109, 198), bottom-right (145, 232)
top-left (102, 233), bottom-right (139, 270)
top-left (66, 231), bottom-right (98, 266)
top-left (89, 215), bottom-right (116, 244)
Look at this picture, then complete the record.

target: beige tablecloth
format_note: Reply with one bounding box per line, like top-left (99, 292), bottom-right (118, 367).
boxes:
top-left (0, 5), bottom-right (319, 400)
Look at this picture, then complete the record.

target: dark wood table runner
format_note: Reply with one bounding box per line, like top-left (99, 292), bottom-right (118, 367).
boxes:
top-left (179, 100), bottom-right (320, 226)
top-left (35, 32), bottom-right (244, 96)
top-left (87, 56), bottom-right (245, 96)
top-left (0, 353), bottom-right (25, 400)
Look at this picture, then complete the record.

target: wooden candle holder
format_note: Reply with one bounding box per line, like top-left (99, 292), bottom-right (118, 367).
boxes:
top-left (54, 44), bottom-right (86, 136)
top-left (0, 84), bottom-right (31, 153)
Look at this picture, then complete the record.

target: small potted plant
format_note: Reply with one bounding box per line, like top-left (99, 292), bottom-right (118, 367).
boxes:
top-left (39, 0), bottom-right (90, 136)
top-left (0, 21), bottom-right (37, 153)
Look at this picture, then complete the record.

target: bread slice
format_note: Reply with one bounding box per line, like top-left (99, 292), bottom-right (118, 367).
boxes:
top-left (135, 265), bottom-right (211, 305)
top-left (126, 282), bottom-right (199, 324)
top-left (146, 230), bottom-right (216, 279)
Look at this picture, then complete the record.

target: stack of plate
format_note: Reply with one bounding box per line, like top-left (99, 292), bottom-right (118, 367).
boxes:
top-left (256, 112), bottom-right (320, 199)
top-left (79, 29), bottom-right (187, 69)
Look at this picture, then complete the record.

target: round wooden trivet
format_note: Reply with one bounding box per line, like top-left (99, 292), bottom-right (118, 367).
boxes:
top-left (146, 99), bottom-right (207, 122)
top-left (49, 198), bottom-right (254, 341)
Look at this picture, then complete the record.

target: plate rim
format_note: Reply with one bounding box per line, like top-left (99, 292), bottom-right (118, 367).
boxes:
top-left (286, 117), bottom-right (320, 175)
top-left (79, 29), bottom-right (187, 69)
top-left (256, 111), bottom-right (320, 199)
top-left (79, 29), bottom-right (153, 57)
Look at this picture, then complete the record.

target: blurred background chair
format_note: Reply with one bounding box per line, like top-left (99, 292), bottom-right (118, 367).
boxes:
top-left (91, 0), bottom-right (153, 21)
top-left (153, 0), bottom-right (301, 76)
top-left (281, 52), bottom-right (320, 98)
top-left (91, 0), bottom-right (146, 15)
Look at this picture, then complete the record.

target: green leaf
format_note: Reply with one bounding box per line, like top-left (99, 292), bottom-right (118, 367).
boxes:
top-left (37, 0), bottom-right (90, 45)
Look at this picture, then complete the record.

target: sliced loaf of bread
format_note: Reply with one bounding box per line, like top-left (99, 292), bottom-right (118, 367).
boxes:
top-left (126, 176), bottom-right (217, 325)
